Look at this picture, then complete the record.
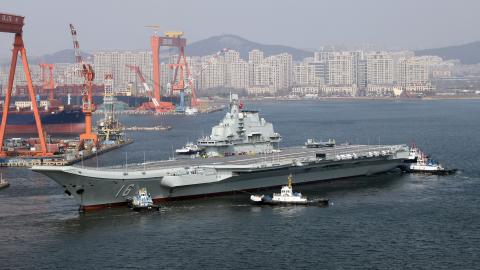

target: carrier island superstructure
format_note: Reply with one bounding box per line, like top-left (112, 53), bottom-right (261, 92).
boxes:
top-left (196, 94), bottom-right (281, 157)
top-left (32, 95), bottom-right (410, 211)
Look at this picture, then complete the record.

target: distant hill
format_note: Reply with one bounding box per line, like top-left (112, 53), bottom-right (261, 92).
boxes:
top-left (186, 34), bottom-right (312, 61)
top-left (2, 35), bottom-right (311, 65)
top-left (33, 49), bottom-right (92, 64)
top-left (415, 41), bottom-right (480, 65)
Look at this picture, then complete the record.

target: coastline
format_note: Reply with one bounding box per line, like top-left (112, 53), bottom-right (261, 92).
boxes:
top-left (236, 95), bottom-right (480, 102)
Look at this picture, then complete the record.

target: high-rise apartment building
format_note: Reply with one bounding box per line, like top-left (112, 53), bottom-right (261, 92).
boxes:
top-left (398, 57), bottom-right (429, 85)
top-left (248, 50), bottom-right (264, 65)
top-left (366, 52), bottom-right (393, 85)
top-left (252, 63), bottom-right (271, 86)
top-left (390, 51), bottom-right (415, 83)
top-left (200, 55), bottom-right (225, 89)
top-left (93, 51), bottom-right (152, 90)
top-left (325, 52), bottom-right (354, 85)
top-left (229, 60), bottom-right (249, 89)
top-left (293, 62), bottom-right (316, 86)
top-left (265, 53), bottom-right (293, 91)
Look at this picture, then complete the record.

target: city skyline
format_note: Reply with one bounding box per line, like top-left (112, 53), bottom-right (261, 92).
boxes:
top-left (1, 47), bottom-right (451, 99)
top-left (1, 0), bottom-right (480, 56)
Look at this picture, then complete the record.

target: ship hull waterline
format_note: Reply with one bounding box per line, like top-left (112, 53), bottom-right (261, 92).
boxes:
top-left (4, 123), bottom-right (85, 135)
top-left (34, 157), bottom-right (405, 211)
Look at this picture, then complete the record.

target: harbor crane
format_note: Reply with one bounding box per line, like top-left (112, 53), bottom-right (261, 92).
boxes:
top-left (0, 13), bottom-right (51, 157)
top-left (125, 64), bottom-right (156, 103)
top-left (69, 23), bottom-right (97, 147)
top-left (147, 27), bottom-right (197, 111)
top-left (124, 64), bottom-right (175, 111)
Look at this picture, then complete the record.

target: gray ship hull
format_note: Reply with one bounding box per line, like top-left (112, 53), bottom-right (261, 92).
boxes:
top-left (32, 145), bottom-right (409, 211)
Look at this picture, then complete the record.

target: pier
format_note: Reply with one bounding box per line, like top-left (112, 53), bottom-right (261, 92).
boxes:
top-left (123, 125), bottom-right (172, 131)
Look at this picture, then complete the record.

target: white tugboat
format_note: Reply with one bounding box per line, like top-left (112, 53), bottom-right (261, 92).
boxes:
top-left (175, 142), bottom-right (201, 155)
top-left (185, 107), bottom-right (198, 116)
top-left (128, 187), bottom-right (160, 211)
top-left (407, 148), bottom-right (456, 175)
top-left (250, 175), bottom-right (329, 206)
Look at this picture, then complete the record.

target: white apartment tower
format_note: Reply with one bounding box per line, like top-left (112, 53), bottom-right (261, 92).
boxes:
top-left (248, 50), bottom-right (264, 65)
top-left (268, 53), bottom-right (293, 91)
top-left (201, 55), bottom-right (225, 89)
top-left (326, 52), bottom-right (354, 85)
top-left (93, 51), bottom-right (152, 90)
top-left (293, 62), bottom-right (317, 86)
top-left (398, 57), bottom-right (429, 85)
top-left (366, 52), bottom-right (393, 85)
top-left (229, 60), bottom-right (249, 89)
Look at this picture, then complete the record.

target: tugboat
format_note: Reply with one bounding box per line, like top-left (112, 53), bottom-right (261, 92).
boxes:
top-left (406, 144), bottom-right (420, 163)
top-left (128, 187), bottom-right (160, 211)
top-left (0, 173), bottom-right (9, 190)
top-left (250, 175), bottom-right (329, 206)
top-left (305, 138), bottom-right (336, 148)
top-left (407, 149), bottom-right (456, 175)
top-left (175, 142), bottom-right (202, 155)
top-left (185, 107), bottom-right (198, 116)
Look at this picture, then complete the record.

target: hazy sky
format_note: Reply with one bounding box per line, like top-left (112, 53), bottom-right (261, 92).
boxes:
top-left (1, 0), bottom-right (479, 56)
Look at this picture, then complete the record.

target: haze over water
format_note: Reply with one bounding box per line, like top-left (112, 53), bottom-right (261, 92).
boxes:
top-left (0, 99), bottom-right (479, 269)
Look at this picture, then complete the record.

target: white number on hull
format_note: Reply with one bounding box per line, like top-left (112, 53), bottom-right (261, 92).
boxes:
top-left (115, 184), bottom-right (136, 198)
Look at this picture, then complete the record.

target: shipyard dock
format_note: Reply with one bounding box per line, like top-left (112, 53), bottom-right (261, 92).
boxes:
top-left (123, 125), bottom-right (172, 131)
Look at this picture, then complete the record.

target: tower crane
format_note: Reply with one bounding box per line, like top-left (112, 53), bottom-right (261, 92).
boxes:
top-left (124, 64), bottom-right (177, 112)
top-left (69, 24), bottom-right (83, 69)
top-left (125, 64), bottom-right (159, 106)
top-left (69, 23), bottom-right (97, 148)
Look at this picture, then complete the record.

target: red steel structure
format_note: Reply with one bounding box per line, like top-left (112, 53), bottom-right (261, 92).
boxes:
top-left (150, 31), bottom-right (198, 110)
top-left (0, 13), bottom-right (50, 157)
top-left (69, 23), bottom-right (97, 147)
top-left (168, 62), bottom-right (192, 106)
top-left (125, 64), bottom-right (176, 112)
top-left (39, 63), bottom-right (55, 100)
top-left (168, 63), bottom-right (186, 92)
top-left (69, 24), bottom-right (83, 66)
top-left (125, 64), bottom-right (150, 93)
top-left (78, 63), bottom-right (97, 147)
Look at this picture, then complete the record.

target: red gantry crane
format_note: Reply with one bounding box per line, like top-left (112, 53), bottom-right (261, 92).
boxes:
top-left (0, 13), bottom-right (51, 157)
top-left (69, 23), bottom-right (97, 147)
top-left (148, 28), bottom-right (197, 111)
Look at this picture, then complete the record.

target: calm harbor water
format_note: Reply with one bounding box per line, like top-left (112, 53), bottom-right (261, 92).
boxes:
top-left (0, 99), bottom-right (479, 269)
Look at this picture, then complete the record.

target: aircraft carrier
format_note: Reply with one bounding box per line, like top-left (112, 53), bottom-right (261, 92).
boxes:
top-left (32, 95), bottom-right (410, 211)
